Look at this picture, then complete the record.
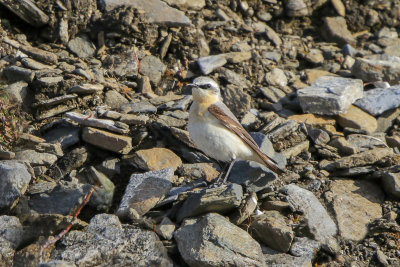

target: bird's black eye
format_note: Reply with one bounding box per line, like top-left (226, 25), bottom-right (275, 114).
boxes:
top-left (199, 84), bottom-right (212, 89)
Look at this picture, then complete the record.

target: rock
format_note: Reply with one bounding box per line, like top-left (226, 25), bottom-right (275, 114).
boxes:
top-left (0, 0), bottom-right (49, 27)
top-left (308, 128), bottom-right (330, 145)
top-left (354, 85), bottom-right (400, 116)
top-left (379, 172), bottom-right (400, 199)
top-left (176, 183), bottom-right (243, 222)
top-left (3, 66), bottom-right (35, 83)
top-left (322, 16), bottom-right (356, 46)
top-left (99, 0), bottom-right (191, 26)
top-left (197, 54), bottom-right (227, 75)
top-left (155, 217), bottom-right (175, 240)
top-left (376, 108), bottom-right (400, 132)
top-left (103, 50), bottom-right (138, 78)
top-left (285, 0), bottom-right (308, 17)
top-left (104, 90), bottom-right (129, 109)
top-left (228, 161), bottom-right (279, 193)
top-left (68, 83), bottom-right (104, 95)
top-left (67, 35), bottom-right (96, 58)
top-left (265, 68), bottom-right (287, 88)
top-left (297, 76), bottom-right (363, 115)
top-left (324, 147), bottom-right (393, 170)
top-left (265, 25), bottom-right (282, 47)
top-left (28, 181), bottom-right (93, 215)
top-left (46, 147), bottom-right (89, 181)
top-left (346, 134), bottom-right (387, 152)
top-left (66, 112), bottom-right (128, 134)
top-left (19, 45), bottom-right (58, 64)
top-left (77, 167), bottom-right (115, 211)
top-left (175, 213), bottom-right (265, 267)
top-left (39, 261), bottom-right (76, 267)
top-left (386, 135), bottom-right (400, 149)
top-left (329, 137), bottom-right (358, 155)
top-left (156, 114), bottom-right (186, 127)
top-left (222, 83), bottom-right (251, 115)
top-left (82, 127), bottom-right (132, 154)
top-left (35, 142), bottom-right (64, 157)
top-left (4, 81), bottom-right (29, 105)
top-left (117, 168), bottom-right (173, 220)
top-left (15, 149), bottom-right (57, 167)
top-left (250, 211), bottom-right (294, 252)
top-left (326, 179), bottom-right (384, 241)
top-left (0, 150), bottom-right (15, 160)
top-left (50, 214), bottom-right (172, 266)
top-left (44, 126), bottom-right (80, 150)
top-left (132, 148), bottom-right (182, 171)
top-left (178, 163), bottom-right (220, 182)
top-left (305, 49), bottom-right (324, 64)
top-left (120, 101), bottom-right (157, 114)
top-left (290, 237), bottom-right (320, 259)
top-left (289, 114), bottom-right (336, 127)
top-left (351, 54), bottom-right (400, 84)
top-left (96, 157), bottom-right (120, 177)
top-left (337, 105), bottom-right (377, 134)
top-left (0, 216), bottom-right (23, 249)
top-left (32, 95), bottom-right (76, 108)
top-left (281, 184), bottom-right (337, 243)
top-left (331, 0), bottom-right (346, 16)
top-left (163, 0), bottom-right (205, 10)
top-left (139, 55), bottom-right (166, 85)
top-left (36, 76), bottom-right (63, 87)
top-left (264, 251), bottom-right (312, 267)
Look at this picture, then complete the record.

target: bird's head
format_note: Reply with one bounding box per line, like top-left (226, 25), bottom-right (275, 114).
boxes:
top-left (189, 76), bottom-right (221, 104)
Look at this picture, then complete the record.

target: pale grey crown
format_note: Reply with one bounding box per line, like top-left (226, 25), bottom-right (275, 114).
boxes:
top-left (192, 76), bottom-right (220, 95)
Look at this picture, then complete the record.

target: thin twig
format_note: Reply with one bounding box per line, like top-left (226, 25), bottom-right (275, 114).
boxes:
top-left (39, 187), bottom-right (95, 256)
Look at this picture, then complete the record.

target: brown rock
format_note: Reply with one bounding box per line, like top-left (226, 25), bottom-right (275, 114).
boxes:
top-left (337, 105), bottom-right (377, 133)
top-left (289, 114), bottom-right (335, 127)
top-left (133, 148), bottom-right (182, 171)
top-left (82, 127), bottom-right (132, 154)
top-left (327, 179), bottom-right (384, 241)
top-left (322, 16), bottom-right (356, 46)
top-left (304, 69), bottom-right (335, 85)
top-left (329, 147), bottom-right (393, 170)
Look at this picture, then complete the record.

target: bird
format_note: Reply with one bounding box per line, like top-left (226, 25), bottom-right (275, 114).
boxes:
top-left (187, 76), bottom-right (285, 182)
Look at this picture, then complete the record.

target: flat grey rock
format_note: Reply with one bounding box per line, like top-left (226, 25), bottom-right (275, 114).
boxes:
top-left (44, 126), bottom-right (80, 149)
top-left (99, 0), bottom-right (191, 26)
top-left (120, 101), bottom-right (157, 114)
top-left (175, 213), bottom-right (265, 267)
top-left (28, 181), bottom-right (92, 215)
top-left (281, 184), bottom-right (337, 243)
top-left (3, 66), bottom-right (35, 83)
top-left (297, 76), bottom-right (363, 115)
top-left (117, 168), bottom-right (174, 220)
top-left (5, 81), bottom-right (29, 106)
top-left (0, 216), bottom-right (23, 249)
top-left (197, 54), bottom-right (227, 75)
top-left (351, 54), bottom-right (400, 84)
top-left (380, 172), bottom-right (400, 199)
top-left (67, 35), bottom-right (96, 58)
top-left (354, 85), bottom-right (400, 116)
top-left (0, 0), bottom-right (49, 27)
top-left (39, 261), bottom-right (76, 267)
top-left (139, 55), bottom-right (166, 85)
top-left (50, 214), bottom-right (172, 266)
top-left (176, 183), bottom-right (243, 222)
top-left (82, 127), bottom-right (132, 154)
top-left (15, 149), bottom-right (57, 167)
top-left (290, 237), bottom-right (320, 259)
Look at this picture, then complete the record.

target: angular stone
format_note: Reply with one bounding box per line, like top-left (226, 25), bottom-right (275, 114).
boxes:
top-left (285, 0), bottom-right (308, 17)
top-left (376, 108), bottom-right (400, 132)
top-left (139, 55), bottom-right (166, 85)
top-left (290, 237), bottom-right (320, 259)
top-left (120, 114), bottom-right (149, 125)
top-left (265, 25), bottom-right (282, 47)
top-left (337, 105), bottom-right (377, 133)
top-left (15, 149), bottom-right (57, 167)
top-left (44, 126), bottom-right (80, 149)
top-left (327, 179), bottom-right (384, 241)
top-left (50, 214), bottom-right (172, 266)
top-left (163, 0), bottom-right (205, 10)
top-left (67, 35), bottom-right (96, 58)
top-left (322, 16), bottom-right (356, 46)
top-left (354, 85), bottom-right (400, 116)
top-left (66, 112), bottom-right (128, 134)
top-left (4, 81), bottom-right (29, 105)
top-left (32, 95), bottom-right (77, 108)
top-left (104, 90), bottom-right (129, 109)
top-left (351, 54), bottom-right (400, 84)
top-left (379, 172), bottom-right (400, 199)
top-left (19, 45), bottom-right (58, 64)
top-left (0, 216), bottom-right (23, 249)
top-left (386, 135), bottom-right (400, 149)
top-left (3, 66), bottom-right (35, 83)
top-left (21, 57), bottom-right (53, 70)
top-left (329, 137), bottom-right (358, 155)
top-left (0, 0), bottom-right (49, 27)
top-left (175, 213), bottom-right (265, 267)
top-left (82, 127), bottom-right (132, 154)
top-left (197, 55), bottom-right (227, 75)
top-left (68, 83), bottom-right (104, 94)
top-left (228, 161), bottom-right (279, 193)
top-left (281, 184), bottom-right (337, 243)
top-left (264, 252), bottom-right (311, 267)
top-left (46, 147), bottom-right (89, 181)
top-left (177, 163), bottom-right (220, 182)
top-left (289, 114), bottom-right (336, 127)
top-left (346, 134), bottom-right (387, 152)
top-left (251, 211), bottom-right (294, 252)
top-left (132, 148), bottom-right (182, 171)
top-left (177, 183), bottom-right (243, 222)
top-left (99, 0), bottom-right (191, 26)
top-left (325, 147), bottom-right (393, 170)
top-left (120, 101), bottom-right (157, 114)
top-left (0, 161), bottom-right (31, 211)
top-left (117, 168), bottom-right (173, 219)
top-left (155, 217), bottom-right (176, 240)
top-left (28, 181), bottom-right (93, 215)
top-left (297, 76), bottom-right (363, 115)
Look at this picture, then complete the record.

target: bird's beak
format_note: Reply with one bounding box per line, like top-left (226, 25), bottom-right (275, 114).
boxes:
top-left (186, 83), bottom-right (198, 88)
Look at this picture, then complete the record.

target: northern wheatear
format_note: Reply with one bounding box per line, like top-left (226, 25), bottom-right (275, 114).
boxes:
top-left (188, 76), bottom-right (284, 181)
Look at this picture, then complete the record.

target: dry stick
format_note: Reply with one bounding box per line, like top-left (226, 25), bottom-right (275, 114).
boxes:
top-left (39, 187), bottom-right (95, 257)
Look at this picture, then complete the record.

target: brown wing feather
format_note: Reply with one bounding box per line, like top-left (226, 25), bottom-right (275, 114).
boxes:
top-left (208, 104), bottom-right (284, 175)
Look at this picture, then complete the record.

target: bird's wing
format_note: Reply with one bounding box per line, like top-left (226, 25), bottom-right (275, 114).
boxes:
top-left (208, 103), bottom-right (284, 175)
